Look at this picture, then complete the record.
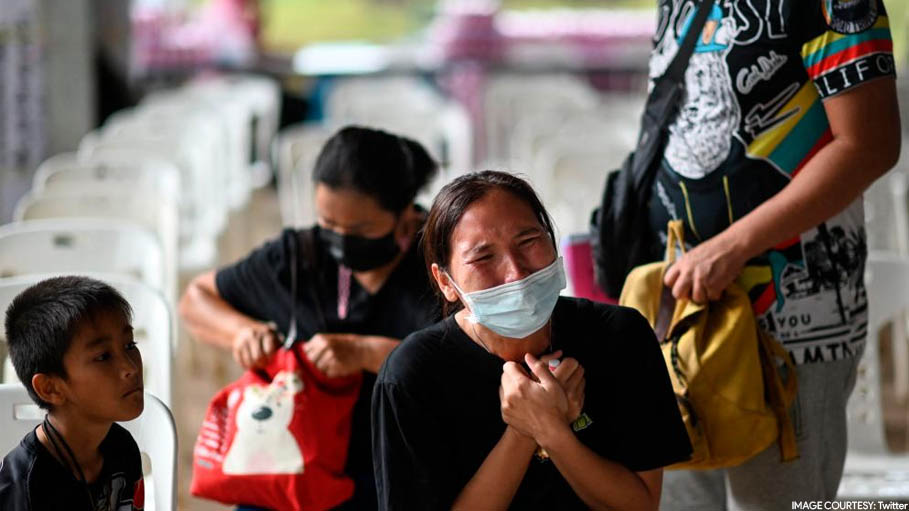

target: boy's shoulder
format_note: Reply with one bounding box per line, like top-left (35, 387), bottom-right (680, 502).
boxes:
top-left (100, 423), bottom-right (143, 477)
top-left (98, 423), bottom-right (145, 510)
top-left (0, 428), bottom-right (43, 511)
top-left (0, 423), bottom-right (144, 511)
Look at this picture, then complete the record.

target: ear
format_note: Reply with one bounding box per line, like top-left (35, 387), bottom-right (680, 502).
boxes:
top-left (431, 263), bottom-right (461, 304)
top-left (31, 373), bottom-right (67, 408)
top-left (394, 205), bottom-right (419, 251)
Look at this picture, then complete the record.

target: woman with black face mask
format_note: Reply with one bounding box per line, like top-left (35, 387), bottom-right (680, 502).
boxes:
top-left (179, 125), bottom-right (441, 510)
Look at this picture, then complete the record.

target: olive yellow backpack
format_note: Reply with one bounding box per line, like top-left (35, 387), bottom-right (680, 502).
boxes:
top-left (620, 220), bottom-right (799, 470)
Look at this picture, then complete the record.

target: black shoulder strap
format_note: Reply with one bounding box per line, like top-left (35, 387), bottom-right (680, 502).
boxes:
top-left (630, 0), bottom-right (716, 190)
top-left (285, 229), bottom-right (328, 348)
top-left (659, 0), bottom-right (716, 88)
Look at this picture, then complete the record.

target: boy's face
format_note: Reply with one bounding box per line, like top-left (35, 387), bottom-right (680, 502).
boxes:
top-left (57, 310), bottom-right (144, 422)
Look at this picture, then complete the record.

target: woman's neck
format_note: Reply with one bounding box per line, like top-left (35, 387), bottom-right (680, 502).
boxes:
top-left (454, 310), bottom-right (552, 362)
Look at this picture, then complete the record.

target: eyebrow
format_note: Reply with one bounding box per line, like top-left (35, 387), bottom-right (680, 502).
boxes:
top-left (463, 242), bottom-right (492, 258)
top-left (514, 227), bottom-right (543, 239)
top-left (461, 227), bottom-right (544, 259)
top-left (86, 336), bottom-right (111, 348)
top-left (85, 325), bottom-right (133, 348)
top-left (321, 216), bottom-right (370, 231)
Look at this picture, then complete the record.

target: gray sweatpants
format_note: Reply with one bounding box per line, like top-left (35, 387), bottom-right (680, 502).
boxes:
top-left (659, 354), bottom-right (861, 510)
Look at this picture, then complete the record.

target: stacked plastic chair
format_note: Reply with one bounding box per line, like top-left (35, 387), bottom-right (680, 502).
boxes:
top-left (0, 73), bottom-right (282, 417)
top-left (275, 76), bottom-right (473, 228)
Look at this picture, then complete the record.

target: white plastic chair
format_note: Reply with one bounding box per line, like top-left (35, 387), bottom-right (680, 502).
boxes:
top-left (884, 172), bottom-right (909, 402)
top-left (274, 123), bottom-right (334, 228)
top-left (0, 219), bottom-right (166, 297)
top-left (13, 191), bottom-right (179, 306)
top-left (187, 74), bottom-right (281, 189)
top-left (325, 76), bottom-right (442, 122)
top-left (483, 74), bottom-right (601, 161)
top-left (838, 251), bottom-right (909, 499)
top-left (33, 152), bottom-right (181, 205)
top-left (145, 88), bottom-right (252, 209)
top-left (80, 130), bottom-right (219, 270)
top-left (130, 95), bottom-right (244, 210)
top-left (323, 76), bottom-right (474, 174)
top-left (0, 384), bottom-right (177, 511)
top-left (102, 106), bottom-right (228, 235)
top-left (0, 273), bottom-right (173, 406)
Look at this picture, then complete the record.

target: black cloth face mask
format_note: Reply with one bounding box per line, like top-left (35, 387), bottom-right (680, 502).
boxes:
top-left (319, 226), bottom-right (400, 271)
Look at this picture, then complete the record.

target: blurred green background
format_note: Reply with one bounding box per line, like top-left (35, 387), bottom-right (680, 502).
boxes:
top-left (259, 0), bottom-right (653, 53)
top-left (257, 0), bottom-right (907, 70)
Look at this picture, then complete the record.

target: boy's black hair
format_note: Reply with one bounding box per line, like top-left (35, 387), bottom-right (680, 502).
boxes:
top-left (4, 276), bottom-right (133, 409)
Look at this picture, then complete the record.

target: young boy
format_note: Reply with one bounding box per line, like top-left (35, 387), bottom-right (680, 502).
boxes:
top-left (0, 276), bottom-right (145, 510)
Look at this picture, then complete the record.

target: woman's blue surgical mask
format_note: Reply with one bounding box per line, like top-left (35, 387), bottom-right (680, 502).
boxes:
top-left (447, 257), bottom-right (566, 339)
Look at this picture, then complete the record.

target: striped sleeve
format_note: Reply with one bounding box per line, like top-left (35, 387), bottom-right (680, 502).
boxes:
top-left (801, 0), bottom-right (896, 99)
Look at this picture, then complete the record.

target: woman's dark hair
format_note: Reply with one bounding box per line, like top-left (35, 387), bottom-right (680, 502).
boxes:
top-left (312, 125), bottom-right (439, 213)
top-left (422, 170), bottom-right (557, 315)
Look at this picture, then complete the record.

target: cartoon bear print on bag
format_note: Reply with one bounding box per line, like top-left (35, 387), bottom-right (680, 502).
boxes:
top-left (223, 371), bottom-right (305, 475)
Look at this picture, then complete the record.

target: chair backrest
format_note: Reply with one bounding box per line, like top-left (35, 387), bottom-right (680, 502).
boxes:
top-left (33, 152), bottom-right (181, 204)
top-left (326, 76), bottom-right (442, 121)
top-left (274, 124), bottom-right (334, 228)
top-left (846, 251), bottom-right (909, 453)
top-left (77, 140), bottom-right (218, 270)
top-left (83, 122), bottom-right (227, 239)
top-left (484, 74), bottom-right (600, 161)
top-left (208, 74), bottom-right (281, 172)
top-left (0, 384), bottom-right (177, 511)
top-left (122, 101), bottom-right (235, 209)
top-left (144, 88), bottom-right (253, 208)
top-left (0, 219), bottom-right (166, 298)
top-left (0, 273), bottom-right (173, 406)
top-left (13, 191), bottom-right (179, 306)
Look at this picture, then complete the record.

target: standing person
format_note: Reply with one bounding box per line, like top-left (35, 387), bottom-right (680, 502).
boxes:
top-left (373, 171), bottom-right (692, 510)
top-left (644, 0), bottom-right (901, 508)
top-left (179, 126), bottom-right (441, 510)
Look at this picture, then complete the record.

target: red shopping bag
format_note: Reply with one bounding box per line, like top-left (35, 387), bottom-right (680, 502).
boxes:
top-left (190, 345), bottom-right (362, 510)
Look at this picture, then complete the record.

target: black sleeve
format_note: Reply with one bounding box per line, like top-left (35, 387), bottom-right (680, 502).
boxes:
top-left (214, 229), bottom-right (294, 323)
top-left (0, 445), bottom-right (30, 511)
top-left (113, 424), bottom-right (144, 484)
top-left (596, 307), bottom-right (692, 472)
top-left (372, 356), bottom-right (457, 510)
top-left (116, 426), bottom-right (145, 508)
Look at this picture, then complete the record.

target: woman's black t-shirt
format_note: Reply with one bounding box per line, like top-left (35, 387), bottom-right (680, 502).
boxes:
top-left (215, 225), bottom-right (439, 507)
top-left (372, 297), bottom-right (692, 510)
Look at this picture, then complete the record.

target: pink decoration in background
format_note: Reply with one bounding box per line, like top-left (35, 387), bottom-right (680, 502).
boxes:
top-left (561, 234), bottom-right (616, 304)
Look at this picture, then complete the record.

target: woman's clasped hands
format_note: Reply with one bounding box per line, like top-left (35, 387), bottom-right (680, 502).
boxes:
top-left (499, 349), bottom-right (586, 445)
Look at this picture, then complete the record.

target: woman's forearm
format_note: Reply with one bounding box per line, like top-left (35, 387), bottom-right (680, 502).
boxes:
top-left (360, 336), bottom-right (401, 373)
top-left (452, 426), bottom-right (538, 510)
top-left (540, 426), bottom-right (660, 511)
top-left (178, 271), bottom-right (260, 349)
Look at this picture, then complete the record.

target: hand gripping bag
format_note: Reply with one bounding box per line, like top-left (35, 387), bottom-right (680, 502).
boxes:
top-left (620, 220), bottom-right (798, 469)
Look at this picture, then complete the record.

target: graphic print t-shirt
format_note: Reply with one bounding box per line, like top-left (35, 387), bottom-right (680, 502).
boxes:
top-left (646, 0), bottom-right (895, 364)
